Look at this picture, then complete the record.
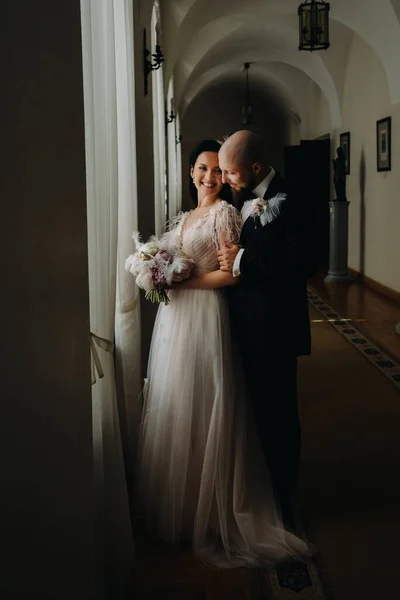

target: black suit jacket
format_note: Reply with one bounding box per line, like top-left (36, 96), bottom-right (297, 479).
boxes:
top-left (227, 172), bottom-right (312, 358)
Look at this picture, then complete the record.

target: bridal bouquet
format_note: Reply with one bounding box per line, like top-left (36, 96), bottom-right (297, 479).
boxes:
top-left (125, 232), bottom-right (194, 304)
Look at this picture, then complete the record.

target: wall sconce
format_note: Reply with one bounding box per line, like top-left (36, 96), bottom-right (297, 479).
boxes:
top-left (166, 98), bottom-right (176, 124)
top-left (290, 109), bottom-right (302, 124)
top-left (143, 28), bottom-right (165, 96)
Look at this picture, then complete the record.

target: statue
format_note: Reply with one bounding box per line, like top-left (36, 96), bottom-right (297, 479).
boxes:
top-left (332, 146), bottom-right (347, 201)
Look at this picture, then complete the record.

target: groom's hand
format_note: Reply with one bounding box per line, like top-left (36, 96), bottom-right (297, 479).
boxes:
top-left (217, 243), bottom-right (240, 272)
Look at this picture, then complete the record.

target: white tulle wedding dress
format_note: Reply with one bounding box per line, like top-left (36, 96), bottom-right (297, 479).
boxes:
top-left (135, 200), bottom-right (310, 567)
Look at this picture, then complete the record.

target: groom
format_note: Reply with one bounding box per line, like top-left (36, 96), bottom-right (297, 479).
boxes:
top-left (218, 130), bottom-right (315, 528)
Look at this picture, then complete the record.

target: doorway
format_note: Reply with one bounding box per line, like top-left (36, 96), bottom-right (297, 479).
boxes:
top-left (284, 138), bottom-right (331, 271)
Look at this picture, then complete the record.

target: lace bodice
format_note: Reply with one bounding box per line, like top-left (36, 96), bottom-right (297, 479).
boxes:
top-left (165, 201), bottom-right (241, 275)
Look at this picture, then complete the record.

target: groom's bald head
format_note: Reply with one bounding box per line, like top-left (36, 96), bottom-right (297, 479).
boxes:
top-left (218, 130), bottom-right (270, 192)
top-left (219, 130), bottom-right (269, 167)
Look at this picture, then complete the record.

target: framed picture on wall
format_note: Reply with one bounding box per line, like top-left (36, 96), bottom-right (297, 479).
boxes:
top-left (339, 131), bottom-right (350, 174)
top-left (377, 116), bottom-right (391, 171)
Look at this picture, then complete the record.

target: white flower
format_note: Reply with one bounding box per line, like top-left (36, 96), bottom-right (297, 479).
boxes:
top-left (125, 253), bottom-right (141, 275)
top-left (125, 253), bottom-right (152, 275)
top-left (141, 241), bottom-right (159, 256)
top-left (135, 270), bottom-right (154, 292)
top-left (131, 231), bottom-right (159, 256)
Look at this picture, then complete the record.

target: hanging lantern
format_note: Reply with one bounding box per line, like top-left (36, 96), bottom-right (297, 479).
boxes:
top-left (298, 0), bottom-right (330, 51)
top-left (241, 62), bottom-right (253, 125)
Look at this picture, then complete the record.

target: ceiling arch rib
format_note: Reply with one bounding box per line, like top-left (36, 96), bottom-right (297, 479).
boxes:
top-left (163, 0), bottom-right (302, 84)
top-left (175, 16), bottom-right (341, 129)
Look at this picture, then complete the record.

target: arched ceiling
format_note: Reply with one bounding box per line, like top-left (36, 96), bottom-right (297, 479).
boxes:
top-left (160, 0), bottom-right (400, 130)
top-left (175, 17), bottom-right (343, 129)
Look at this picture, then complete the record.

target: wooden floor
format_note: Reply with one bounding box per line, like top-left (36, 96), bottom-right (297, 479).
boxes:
top-left (309, 273), bottom-right (400, 364)
top-left (133, 522), bottom-right (261, 600)
top-left (132, 275), bottom-right (400, 600)
top-left (298, 303), bottom-right (400, 600)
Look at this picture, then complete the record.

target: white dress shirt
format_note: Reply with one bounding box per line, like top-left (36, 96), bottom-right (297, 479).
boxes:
top-left (232, 167), bottom-right (276, 277)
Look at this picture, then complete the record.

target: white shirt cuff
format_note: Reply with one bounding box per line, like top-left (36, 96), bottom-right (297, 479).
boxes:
top-left (233, 248), bottom-right (244, 277)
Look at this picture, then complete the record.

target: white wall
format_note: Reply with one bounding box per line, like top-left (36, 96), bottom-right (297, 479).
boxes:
top-left (302, 80), bottom-right (332, 140)
top-left (337, 34), bottom-right (400, 292)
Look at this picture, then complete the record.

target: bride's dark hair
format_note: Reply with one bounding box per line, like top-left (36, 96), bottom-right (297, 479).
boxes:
top-left (189, 139), bottom-right (232, 205)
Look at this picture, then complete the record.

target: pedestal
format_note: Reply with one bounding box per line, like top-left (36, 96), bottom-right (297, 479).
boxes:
top-left (324, 201), bottom-right (353, 283)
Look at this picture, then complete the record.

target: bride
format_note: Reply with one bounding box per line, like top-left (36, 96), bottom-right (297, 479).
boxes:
top-left (135, 139), bottom-right (310, 567)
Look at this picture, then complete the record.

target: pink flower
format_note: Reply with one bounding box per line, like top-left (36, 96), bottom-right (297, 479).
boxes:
top-left (170, 254), bottom-right (194, 283)
top-left (172, 261), bottom-right (193, 283)
top-left (250, 198), bottom-right (268, 217)
top-left (150, 264), bottom-right (167, 289)
top-left (155, 249), bottom-right (173, 264)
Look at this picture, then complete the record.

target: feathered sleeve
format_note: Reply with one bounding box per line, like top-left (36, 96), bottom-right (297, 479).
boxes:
top-left (159, 211), bottom-right (187, 251)
top-left (211, 202), bottom-right (242, 250)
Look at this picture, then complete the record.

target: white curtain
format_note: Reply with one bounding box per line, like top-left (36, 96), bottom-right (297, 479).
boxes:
top-left (152, 2), bottom-right (167, 236)
top-left (80, 0), bottom-right (140, 596)
top-left (113, 0), bottom-right (142, 485)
